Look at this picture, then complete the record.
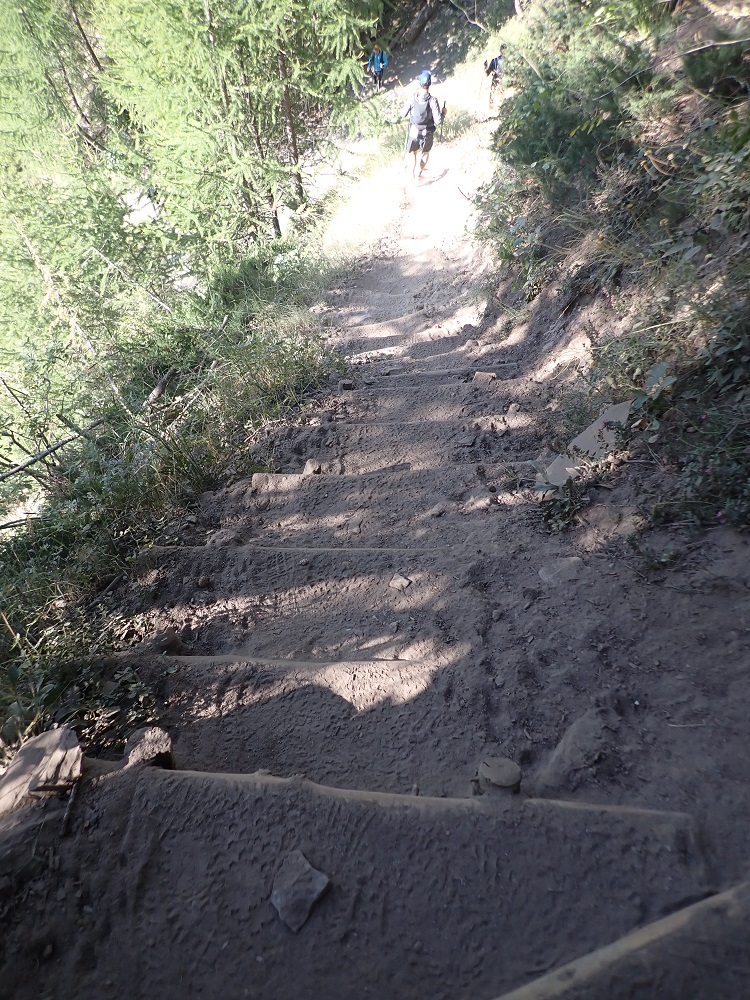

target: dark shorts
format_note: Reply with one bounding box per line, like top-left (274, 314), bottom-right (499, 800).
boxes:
top-left (407, 126), bottom-right (435, 154)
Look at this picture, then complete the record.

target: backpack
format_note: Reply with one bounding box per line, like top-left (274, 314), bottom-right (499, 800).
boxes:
top-left (410, 91), bottom-right (435, 130)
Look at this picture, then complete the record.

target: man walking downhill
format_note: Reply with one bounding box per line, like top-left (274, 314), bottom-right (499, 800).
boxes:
top-left (367, 44), bottom-right (388, 90)
top-left (402, 69), bottom-right (443, 181)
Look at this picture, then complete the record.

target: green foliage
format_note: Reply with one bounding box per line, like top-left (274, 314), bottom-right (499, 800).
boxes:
top-left (683, 36), bottom-right (750, 95)
top-left (0, 613), bottom-right (157, 761)
top-left (536, 477), bottom-right (592, 532)
top-left (697, 256), bottom-right (750, 391)
top-left (0, 0), bottom-right (373, 758)
top-left (490, 2), bottom-right (654, 199)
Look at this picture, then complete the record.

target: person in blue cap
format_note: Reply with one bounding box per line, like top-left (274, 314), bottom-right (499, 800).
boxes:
top-left (367, 44), bottom-right (388, 91)
top-left (402, 69), bottom-right (444, 180)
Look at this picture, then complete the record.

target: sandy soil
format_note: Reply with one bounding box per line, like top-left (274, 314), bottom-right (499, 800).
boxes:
top-left (3, 12), bottom-right (750, 999)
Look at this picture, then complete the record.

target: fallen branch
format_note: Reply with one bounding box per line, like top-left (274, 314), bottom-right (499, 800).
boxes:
top-left (438, 0), bottom-right (487, 31)
top-left (0, 417), bottom-right (105, 483)
top-left (143, 366), bottom-right (178, 411)
top-left (682, 36), bottom-right (750, 57)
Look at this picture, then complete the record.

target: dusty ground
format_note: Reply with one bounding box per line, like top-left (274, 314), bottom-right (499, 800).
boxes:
top-left (3, 12), bottom-right (750, 999)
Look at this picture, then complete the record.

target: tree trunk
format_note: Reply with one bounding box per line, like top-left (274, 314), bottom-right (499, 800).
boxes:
top-left (239, 50), bottom-right (282, 238)
top-left (68, 0), bottom-right (102, 71)
top-left (276, 43), bottom-right (304, 205)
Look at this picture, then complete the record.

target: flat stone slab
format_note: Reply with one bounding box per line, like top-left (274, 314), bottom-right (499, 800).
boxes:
top-left (271, 849), bottom-right (330, 932)
top-left (10, 768), bottom-right (709, 1000)
top-left (543, 454), bottom-right (583, 488)
top-left (543, 402), bottom-right (632, 487)
top-left (0, 727), bottom-right (82, 819)
top-left (569, 402), bottom-right (631, 459)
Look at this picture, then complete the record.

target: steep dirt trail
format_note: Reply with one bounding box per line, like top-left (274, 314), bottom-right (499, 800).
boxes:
top-left (5, 56), bottom-right (750, 1000)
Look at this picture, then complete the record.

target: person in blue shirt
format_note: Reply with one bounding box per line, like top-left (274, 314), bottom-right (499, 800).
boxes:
top-left (367, 44), bottom-right (388, 90)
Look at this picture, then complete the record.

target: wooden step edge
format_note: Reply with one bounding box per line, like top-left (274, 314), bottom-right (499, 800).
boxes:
top-left (139, 543), bottom-right (459, 561)
top-left (247, 460), bottom-right (537, 486)
top-left (132, 768), bottom-right (699, 827)
top-left (487, 880), bottom-right (749, 1000)
top-left (166, 654), bottom-right (431, 669)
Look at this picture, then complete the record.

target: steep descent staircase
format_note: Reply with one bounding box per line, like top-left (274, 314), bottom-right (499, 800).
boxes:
top-left (8, 270), bottom-right (722, 1000)
top-left (4, 143), bottom-right (745, 1000)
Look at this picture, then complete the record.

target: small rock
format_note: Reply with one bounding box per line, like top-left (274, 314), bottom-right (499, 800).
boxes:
top-left (491, 609), bottom-right (503, 622)
top-left (479, 756), bottom-right (521, 791)
top-left (184, 515), bottom-right (198, 525)
top-left (528, 709), bottom-right (612, 794)
top-left (124, 727), bottom-right (175, 770)
top-left (271, 850), bottom-right (330, 932)
top-left (507, 402), bottom-right (521, 415)
top-left (538, 557), bottom-right (584, 586)
top-left (389, 573), bottom-right (412, 592)
top-left (303, 459), bottom-right (323, 476)
top-left (466, 495), bottom-right (492, 512)
top-left (154, 626), bottom-right (183, 654)
top-left (206, 528), bottom-right (243, 547)
top-left (428, 502), bottom-right (448, 518)
top-left (473, 372), bottom-right (496, 387)
top-left (196, 575), bottom-right (211, 589)
top-left (339, 379), bottom-right (355, 391)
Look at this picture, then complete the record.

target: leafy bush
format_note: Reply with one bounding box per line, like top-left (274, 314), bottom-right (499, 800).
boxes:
top-left (491, 2), bottom-right (654, 199)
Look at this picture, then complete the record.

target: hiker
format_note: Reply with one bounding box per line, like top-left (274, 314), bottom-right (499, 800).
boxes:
top-left (484, 53), bottom-right (503, 80)
top-left (367, 44), bottom-right (388, 91)
top-left (484, 50), bottom-right (503, 106)
top-left (402, 69), bottom-right (444, 180)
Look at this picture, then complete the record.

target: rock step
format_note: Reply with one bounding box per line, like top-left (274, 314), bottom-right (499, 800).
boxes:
top-left (20, 766), bottom-right (708, 1000)
top-left (332, 307), bottom-right (469, 343)
top-left (277, 417), bottom-right (539, 474)
top-left (492, 880), bottom-right (750, 1000)
top-left (358, 365), bottom-right (517, 385)
top-left (158, 652), bottom-right (478, 789)
top-left (138, 546), bottom-right (518, 662)
top-left (347, 334), bottom-right (470, 364)
top-left (144, 540), bottom-right (496, 683)
top-left (225, 465), bottom-right (527, 549)
top-left (339, 381), bottom-right (516, 421)
top-left (342, 324), bottom-right (469, 356)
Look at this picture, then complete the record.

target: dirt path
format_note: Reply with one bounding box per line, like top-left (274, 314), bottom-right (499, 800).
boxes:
top-left (4, 50), bottom-right (750, 1000)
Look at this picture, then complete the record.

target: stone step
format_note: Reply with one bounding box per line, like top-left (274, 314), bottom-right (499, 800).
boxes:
top-left (348, 333), bottom-right (468, 364)
top-left (158, 652), bottom-right (477, 790)
top-left (341, 323), bottom-right (469, 358)
top-left (10, 766), bottom-right (708, 1000)
top-left (275, 416), bottom-right (539, 475)
top-left (137, 545), bottom-right (512, 664)
top-left (491, 880), bottom-right (750, 1000)
top-left (341, 380), bottom-right (511, 422)
top-left (138, 542), bottom-right (613, 663)
top-left (358, 365), bottom-right (517, 386)
top-left (236, 465), bottom-right (528, 549)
